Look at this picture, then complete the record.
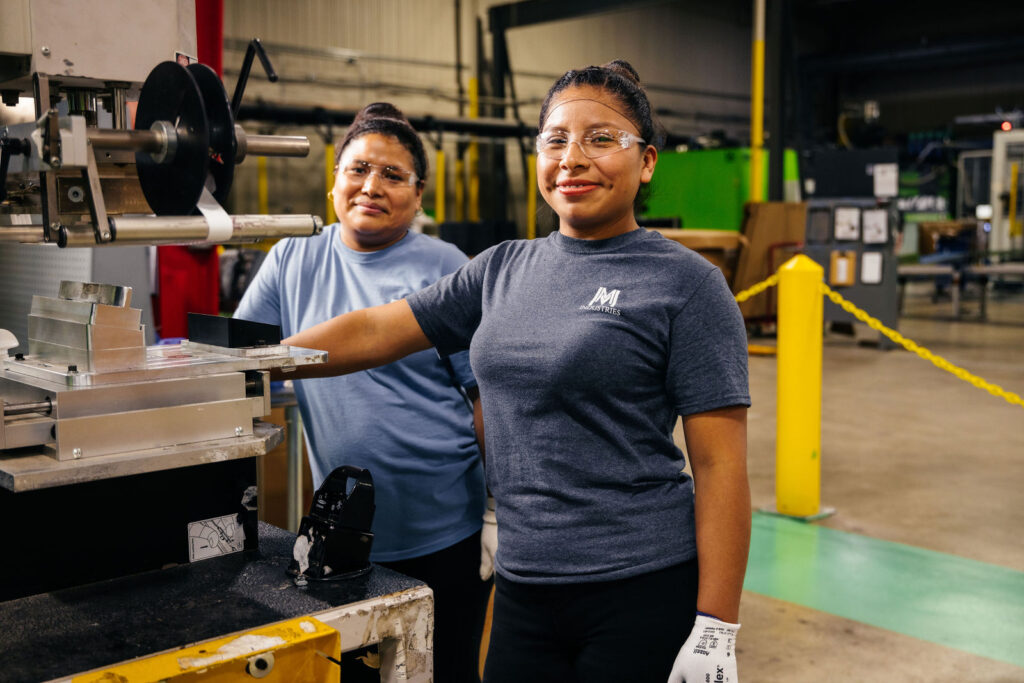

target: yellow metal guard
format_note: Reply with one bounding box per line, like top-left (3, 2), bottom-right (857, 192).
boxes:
top-left (73, 617), bottom-right (341, 682)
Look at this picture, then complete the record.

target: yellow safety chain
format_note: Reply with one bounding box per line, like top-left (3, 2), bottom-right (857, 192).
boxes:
top-left (734, 273), bottom-right (779, 303)
top-left (730, 272), bottom-right (1024, 410)
top-left (819, 283), bottom-right (1024, 409)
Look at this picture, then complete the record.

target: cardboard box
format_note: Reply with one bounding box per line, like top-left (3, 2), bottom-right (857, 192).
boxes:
top-left (654, 229), bottom-right (745, 285)
top-left (732, 202), bottom-right (808, 320)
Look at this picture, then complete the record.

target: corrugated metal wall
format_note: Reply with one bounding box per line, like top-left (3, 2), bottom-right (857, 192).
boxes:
top-left (223, 0), bottom-right (752, 235)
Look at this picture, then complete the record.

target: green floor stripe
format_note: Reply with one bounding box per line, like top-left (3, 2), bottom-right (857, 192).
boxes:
top-left (744, 512), bottom-right (1024, 667)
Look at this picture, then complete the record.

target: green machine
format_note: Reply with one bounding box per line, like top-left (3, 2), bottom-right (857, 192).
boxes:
top-left (643, 148), bottom-right (800, 231)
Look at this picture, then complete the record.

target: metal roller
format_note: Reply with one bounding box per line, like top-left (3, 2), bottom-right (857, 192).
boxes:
top-left (52, 215), bottom-right (323, 247)
top-left (2, 399), bottom-right (52, 418)
top-left (234, 126), bottom-right (310, 162)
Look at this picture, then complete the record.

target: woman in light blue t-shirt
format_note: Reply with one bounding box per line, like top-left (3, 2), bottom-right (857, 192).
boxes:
top-left (237, 103), bottom-right (492, 683)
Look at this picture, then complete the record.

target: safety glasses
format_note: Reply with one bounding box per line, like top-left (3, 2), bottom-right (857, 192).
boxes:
top-left (535, 128), bottom-right (646, 160)
top-left (340, 160), bottom-right (418, 187)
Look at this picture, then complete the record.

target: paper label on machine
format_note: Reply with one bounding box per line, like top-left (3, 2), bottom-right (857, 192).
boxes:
top-left (188, 514), bottom-right (246, 561)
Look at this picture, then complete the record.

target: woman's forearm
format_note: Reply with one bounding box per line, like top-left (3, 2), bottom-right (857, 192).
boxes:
top-left (277, 299), bottom-right (432, 380)
top-left (684, 406), bottom-right (751, 623)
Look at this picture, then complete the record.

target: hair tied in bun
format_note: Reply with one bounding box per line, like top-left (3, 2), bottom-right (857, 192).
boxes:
top-left (353, 102), bottom-right (408, 125)
top-left (335, 101), bottom-right (427, 184)
top-left (601, 60), bottom-right (642, 86)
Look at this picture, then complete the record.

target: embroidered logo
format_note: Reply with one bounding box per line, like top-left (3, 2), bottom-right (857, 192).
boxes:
top-left (579, 286), bottom-right (622, 315)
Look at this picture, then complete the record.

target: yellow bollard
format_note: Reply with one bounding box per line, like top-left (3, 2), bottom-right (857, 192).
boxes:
top-left (527, 152), bottom-right (537, 239)
top-left (748, 0), bottom-right (765, 203)
top-left (436, 148), bottom-right (446, 224)
top-left (776, 255), bottom-right (824, 518)
top-left (455, 157), bottom-right (466, 221)
top-left (257, 156), bottom-right (269, 215)
top-left (468, 77), bottom-right (480, 222)
top-left (324, 142), bottom-right (338, 225)
top-left (1009, 162), bottom-right (1020, 237)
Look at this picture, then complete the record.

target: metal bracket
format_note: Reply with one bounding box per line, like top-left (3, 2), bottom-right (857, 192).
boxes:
top-left (33, 73), bottom-right (61, 242)
top-left (81, 140), bottom-right (112, 244)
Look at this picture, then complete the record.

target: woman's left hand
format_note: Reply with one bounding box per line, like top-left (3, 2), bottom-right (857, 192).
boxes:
top-left (667, 613), bottom-right (740, 682)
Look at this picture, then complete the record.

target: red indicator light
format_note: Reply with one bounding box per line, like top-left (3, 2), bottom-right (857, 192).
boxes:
top-left (1001, 121), bottom-right (1013, 131)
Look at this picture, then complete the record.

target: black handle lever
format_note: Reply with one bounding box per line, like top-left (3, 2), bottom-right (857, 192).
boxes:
top-left (230, 38), bottom-right (279, 118)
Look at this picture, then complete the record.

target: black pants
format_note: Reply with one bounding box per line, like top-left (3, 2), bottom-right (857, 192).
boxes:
top-left (483, 560), bottom-right (699, 683)
top-left (379, 531), bottom-right (493, 683)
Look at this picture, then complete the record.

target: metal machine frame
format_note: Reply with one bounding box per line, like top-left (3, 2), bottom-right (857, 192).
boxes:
top-left (989, 129), bottom-right (1024, 257)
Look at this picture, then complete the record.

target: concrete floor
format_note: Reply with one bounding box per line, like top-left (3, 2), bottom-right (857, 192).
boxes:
top-left (737, 281), bottom-right (1024, 681)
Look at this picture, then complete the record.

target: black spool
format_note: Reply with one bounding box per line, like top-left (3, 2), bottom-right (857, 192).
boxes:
top-left (187, 63), bottom-right (236, 207)
top-left (134, 62), bottom-right (210, 215)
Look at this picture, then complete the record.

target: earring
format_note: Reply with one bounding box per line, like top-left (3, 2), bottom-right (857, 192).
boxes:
top-left (327, 190), bottom-right (334, 200)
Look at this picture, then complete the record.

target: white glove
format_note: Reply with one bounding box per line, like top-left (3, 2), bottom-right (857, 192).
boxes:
top-left (667, 613), bottom-right (740, 683)
top-left (480, 497), bottom-right (498, 581)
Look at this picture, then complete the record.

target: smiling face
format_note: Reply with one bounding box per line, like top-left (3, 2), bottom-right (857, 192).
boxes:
top-left (333, 133), bottom-right (424, 251)
top-left (537, 86), bottom-right (656, 240)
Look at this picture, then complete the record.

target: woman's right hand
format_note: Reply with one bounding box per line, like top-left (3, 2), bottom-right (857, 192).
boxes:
top-left (480, 497), bottom-right (498, 580)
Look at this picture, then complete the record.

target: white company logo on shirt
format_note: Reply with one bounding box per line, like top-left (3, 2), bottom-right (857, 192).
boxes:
top-left (579, 286), bottom-right (622, 316)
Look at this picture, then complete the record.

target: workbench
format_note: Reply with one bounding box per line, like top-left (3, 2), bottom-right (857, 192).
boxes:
top-left (0, 523), bottom-right (433, 682)
top-left (964, 262), bottom-right (1024, 321)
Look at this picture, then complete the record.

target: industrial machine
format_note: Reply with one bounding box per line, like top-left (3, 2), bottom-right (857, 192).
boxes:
top-left (0, 3), bottom-right (321, 247)
top-left (0, 1), bottom-right (326, 592)
top-left (988, 129), bottom-right (1024, 257)
top-left (0, 4), bottom-right (435, 680)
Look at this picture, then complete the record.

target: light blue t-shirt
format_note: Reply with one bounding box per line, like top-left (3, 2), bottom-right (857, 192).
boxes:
top-left (235, 226), bottom-right (485, 561)
top-left (408, 228), bottom-right (750, 583)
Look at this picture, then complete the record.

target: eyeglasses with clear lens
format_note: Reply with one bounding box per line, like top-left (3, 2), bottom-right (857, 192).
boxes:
top-left (535, 128), bottom-right (646, 160)
top-left (341, 161), bottom-right (418, 187)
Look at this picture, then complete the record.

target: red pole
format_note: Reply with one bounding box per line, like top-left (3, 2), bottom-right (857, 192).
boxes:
top-left (195, 0), bottom-right (224, 76)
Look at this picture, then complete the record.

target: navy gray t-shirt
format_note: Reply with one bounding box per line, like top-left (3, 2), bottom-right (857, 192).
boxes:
top-left (407, 228), bottom-right (750, 583)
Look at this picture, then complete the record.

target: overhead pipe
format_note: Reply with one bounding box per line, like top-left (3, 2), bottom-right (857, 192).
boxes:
top-left (237, 102), bottom-right (536, 139)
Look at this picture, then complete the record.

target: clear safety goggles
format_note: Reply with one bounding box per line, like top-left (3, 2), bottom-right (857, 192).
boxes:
top-left (535, 128), bottom-right (646, 160)
top-left (340, 160), bottom-right (418, 187)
